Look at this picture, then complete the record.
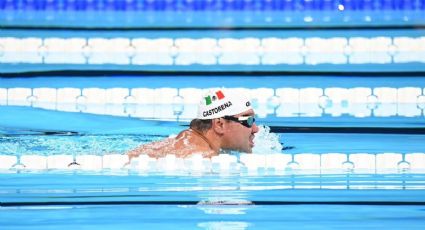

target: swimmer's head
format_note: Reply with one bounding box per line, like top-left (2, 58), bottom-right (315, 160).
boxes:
top-left (197, 89), bottom-right (252, 120)
top-left (195, 89), bottom-right (258, 154)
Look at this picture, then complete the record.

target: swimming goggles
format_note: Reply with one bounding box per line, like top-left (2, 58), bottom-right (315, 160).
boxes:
top-left (223, 115), bottom-right (256, 128)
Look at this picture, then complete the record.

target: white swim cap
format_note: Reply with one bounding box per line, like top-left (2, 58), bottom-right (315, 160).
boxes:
top-left (197, 89), bottom-right (252, 119)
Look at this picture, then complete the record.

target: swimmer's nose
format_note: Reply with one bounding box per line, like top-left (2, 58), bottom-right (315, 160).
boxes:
top-left (252, 123), bottom-right (259, 133)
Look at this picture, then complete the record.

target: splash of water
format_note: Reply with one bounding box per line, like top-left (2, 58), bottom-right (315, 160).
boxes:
top-left (252, 125), bottom-right (282, 154)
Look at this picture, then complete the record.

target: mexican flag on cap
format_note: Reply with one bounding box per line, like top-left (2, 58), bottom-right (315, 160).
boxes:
top-left (205, 90), bottom-right (225, 105)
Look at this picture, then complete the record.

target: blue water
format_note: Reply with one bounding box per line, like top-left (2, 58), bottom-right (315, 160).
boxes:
top-left (2, 1), bottom-right (425, 229)
top-left (1, 74), bottom-right (425, 228)
top-left (1, 204), bottom-right (423, 230)
top-left (1, 172), bottom-right (425, 229)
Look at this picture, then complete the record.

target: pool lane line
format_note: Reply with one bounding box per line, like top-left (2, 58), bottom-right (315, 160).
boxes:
top-left (3, 127), bottom-right (424, 136)
top-left (2, 25), bottom-right (425, 31)
top-left (2, 70), bottom-right (425, 78)
top-left (2, 201), bottom-right (425, 207)
top-left (269, 127), bottom-right (425, 135)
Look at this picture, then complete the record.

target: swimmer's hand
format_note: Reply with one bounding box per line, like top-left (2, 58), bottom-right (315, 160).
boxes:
top-left (122, 156), bottom-right (131, 168)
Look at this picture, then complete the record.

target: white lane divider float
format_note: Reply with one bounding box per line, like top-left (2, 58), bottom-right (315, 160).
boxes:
top-left (1, 153), bottom-right (424, 174)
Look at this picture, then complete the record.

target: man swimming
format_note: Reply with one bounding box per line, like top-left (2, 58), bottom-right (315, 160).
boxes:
top-left (127, 89), bottom-right (259, 160)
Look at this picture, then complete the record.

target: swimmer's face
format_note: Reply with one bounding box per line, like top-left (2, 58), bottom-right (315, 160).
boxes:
top-left (221, 109), bottom-right (259, 153)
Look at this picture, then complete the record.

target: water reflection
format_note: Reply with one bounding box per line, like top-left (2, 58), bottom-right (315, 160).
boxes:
top-left (198, 221), bottom-right (250, 230)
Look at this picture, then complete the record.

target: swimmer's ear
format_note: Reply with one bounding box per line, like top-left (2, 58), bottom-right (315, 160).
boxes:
top-left (212, 118), bottom-right (225, 134)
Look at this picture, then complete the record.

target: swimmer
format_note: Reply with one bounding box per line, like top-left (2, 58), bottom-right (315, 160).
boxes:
top-left (127, 89), bottom-right (259, 160)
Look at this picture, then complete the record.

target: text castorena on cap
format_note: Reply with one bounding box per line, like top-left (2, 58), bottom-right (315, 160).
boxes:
top-left (197, 89), bottom-right (252, 120)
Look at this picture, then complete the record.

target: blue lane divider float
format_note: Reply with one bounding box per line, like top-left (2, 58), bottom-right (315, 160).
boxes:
top-left (1, 1), bottom-right (424, 28)
top-left (1, 0), bottom-right (424, 12)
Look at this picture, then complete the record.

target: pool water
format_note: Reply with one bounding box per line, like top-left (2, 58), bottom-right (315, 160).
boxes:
top-left (1, 172), bottom-right (425, 229)
top-left (2, 204), bottom-right (424, 229)
top-left (1, 74), bottom-right (425, 229)
top-left (2, 0), bottom-right (425, 229)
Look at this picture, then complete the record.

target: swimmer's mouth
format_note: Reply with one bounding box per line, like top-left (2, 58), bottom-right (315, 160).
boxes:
top-left (249, 136), bottom-right (255, 147)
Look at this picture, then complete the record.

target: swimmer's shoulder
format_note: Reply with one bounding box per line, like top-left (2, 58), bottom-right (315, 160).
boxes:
top-left (176, 128), bottom-right (194, 139)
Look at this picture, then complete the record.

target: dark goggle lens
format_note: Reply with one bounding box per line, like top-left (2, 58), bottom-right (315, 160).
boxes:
top-left (223, 115), bottom-right (256, 128)
top-left (240, 116), bottom-right (255, 128)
